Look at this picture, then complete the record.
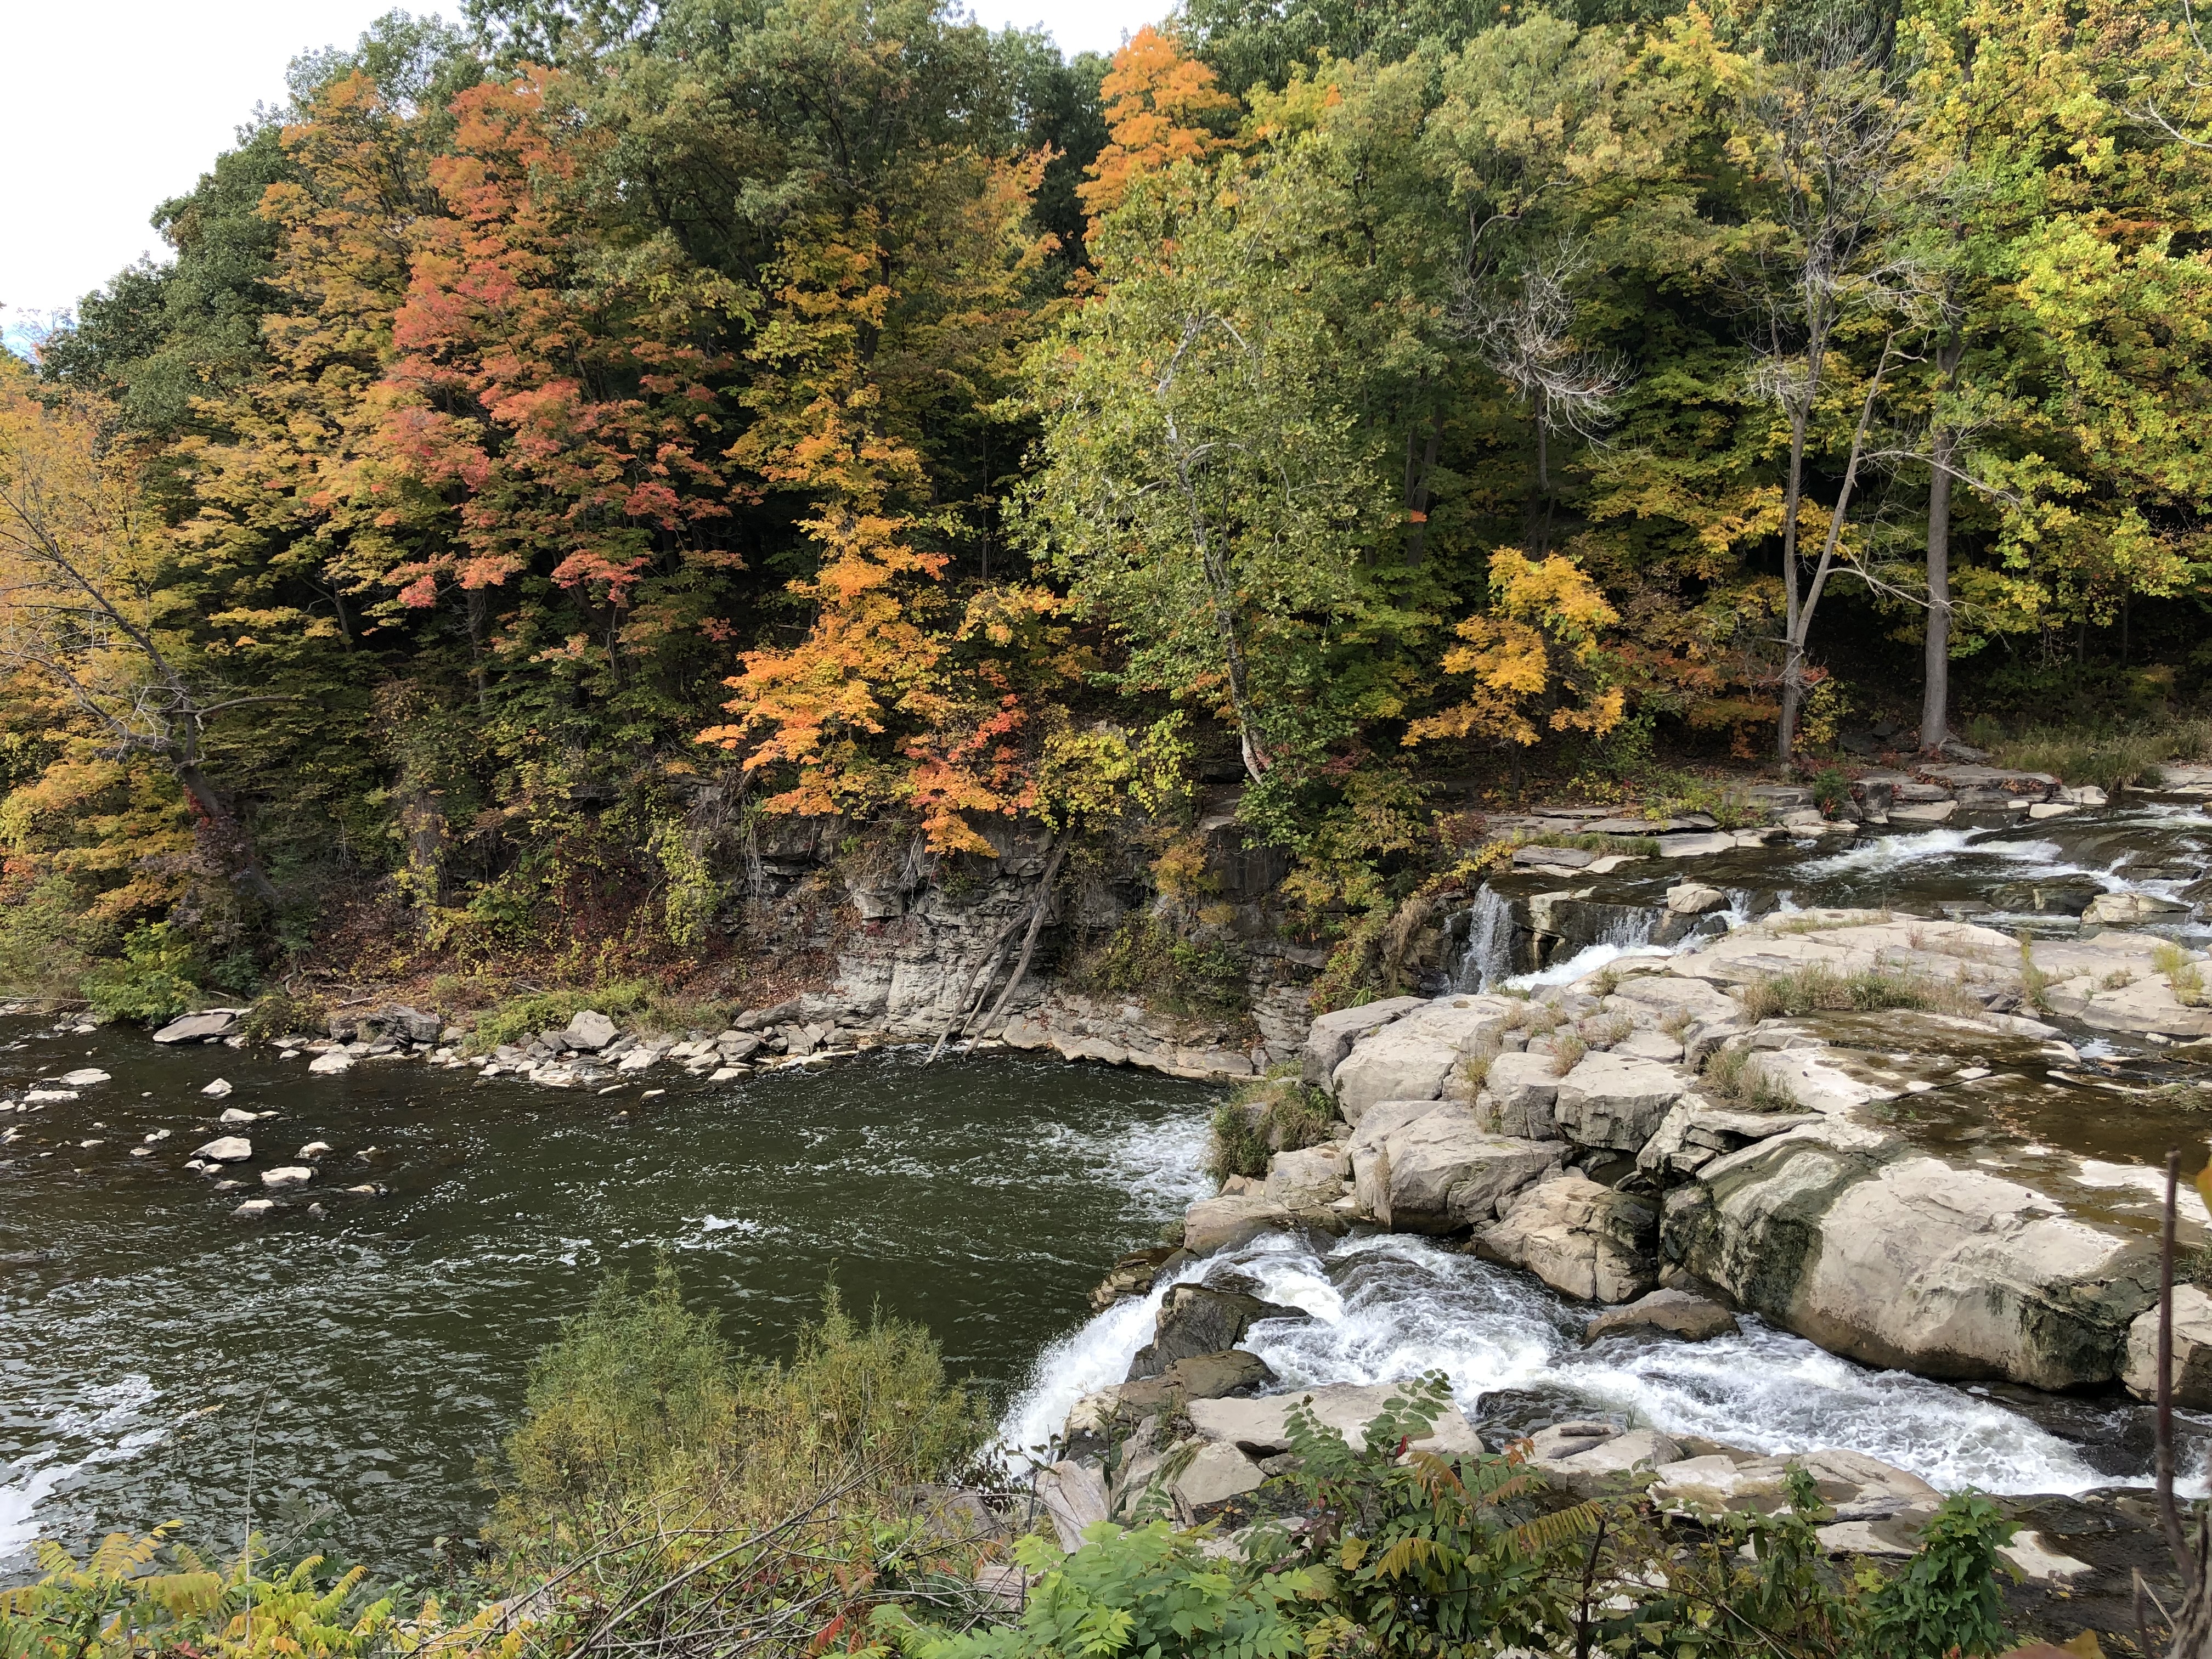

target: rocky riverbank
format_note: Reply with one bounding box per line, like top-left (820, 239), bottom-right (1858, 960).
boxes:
top-left (1009, 876), bottom-right (2212, 1634)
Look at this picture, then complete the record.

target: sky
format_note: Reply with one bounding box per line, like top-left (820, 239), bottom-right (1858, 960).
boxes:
top-left (0, 0), bottom-right (1162, 352)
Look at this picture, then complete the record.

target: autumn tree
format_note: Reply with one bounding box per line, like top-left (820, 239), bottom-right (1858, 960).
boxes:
top-left (0, 362), bottom-right (279, 905)
top-left (1077, 26), bottom-right (1239, 234)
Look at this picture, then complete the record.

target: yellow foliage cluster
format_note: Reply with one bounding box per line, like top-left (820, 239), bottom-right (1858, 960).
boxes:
top-left (1406, 549), bottom-right (1625, 748)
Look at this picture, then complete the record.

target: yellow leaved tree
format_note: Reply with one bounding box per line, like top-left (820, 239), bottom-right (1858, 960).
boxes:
top-left (1406, 548), bottom-right (1624, 748)
top-left (0, 360), bottom-right (279, 905)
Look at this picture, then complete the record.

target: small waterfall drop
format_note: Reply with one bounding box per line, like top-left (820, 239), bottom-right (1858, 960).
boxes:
top-left (1455, 884), bottom-right (1516, 991)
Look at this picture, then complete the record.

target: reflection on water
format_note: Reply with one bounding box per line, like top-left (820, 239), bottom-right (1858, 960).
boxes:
top-left (0, 1035), bottom-right (1212, 1579)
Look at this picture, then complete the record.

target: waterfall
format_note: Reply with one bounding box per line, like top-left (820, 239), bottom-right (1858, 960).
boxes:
top-left (1455, 884), bottom-right (1516, 991)
top-left (1600, 906), bottom-right (1655, 949)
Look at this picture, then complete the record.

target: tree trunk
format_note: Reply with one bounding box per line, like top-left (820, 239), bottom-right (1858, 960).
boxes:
top-left (1776, 404), bottom-right (1810, 763)
top-left (1920, 338), bottom-right (1965, 754)
top-left (1404, 410), bottom-right (1442, 568)
top-left (1919, 437), bottom-right (1955, 753)
top-left (176, 759), bottom-right (279, 907)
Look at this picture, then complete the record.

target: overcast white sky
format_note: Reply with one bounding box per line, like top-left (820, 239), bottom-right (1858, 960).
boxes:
top-left (0, 0), bottom-right (1162, 351)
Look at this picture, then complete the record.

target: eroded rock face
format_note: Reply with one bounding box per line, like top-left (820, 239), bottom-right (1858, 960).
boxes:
top-left (1264, 1144), bottom-right (1348, 1206)
top-left (1330, 997), bottom-right (1517, 1122)
top-left (1551, 1053), bottom-right (1685, 1152)
top-left (1301, 997), bottom-right (1429, 1091)
top-left (2124, 1286), bottom-right (2212, 1409)
top-left (1186, 1384), bottom-right (1482, 1457)
top-left (1350, 1104), bottom-right (1564, 1232)
top-left (1475, 1052), bottom-right (1559, 1139)
top-left (1665, 1126), bottom-right (2159, 1389)
top-left (1482, 1175), bottom-right (1658, 1303)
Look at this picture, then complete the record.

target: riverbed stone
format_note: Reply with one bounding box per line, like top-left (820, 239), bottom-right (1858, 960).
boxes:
top-left (1183, 1193), bottom-right (1290, 1255)
top-left (308, 1051), bottom-right (353, 1075)
top-left (1300, 996), bottom-right (1429, 1090)
top-left (1665, 1126), bottom-right (2159, 1389)
top-left (1186, 1384), bottom-right (1482, 1457)
top-left (261, 1165), bottom-right (313, 1189)
top-left (1352, 1104), bottom-right (1564, 1231)
top-left (1165, 1350), bottom-right (1276, 1400)
top-left (1667, 883), bottom-right (1729, 916)
top-left (154, 1010), bottom-right (240, 1043)
top-left (1482, 1175), bottom-right (1658, 1303)
top-left (2123, 1285), bottom-right (2212, 1408)
top-left (1128, 1284), bottom-right (1305, 1379)
top-left (1264, 1144), bottom-right (1348, 1206)
top-left (563, 1009), bottom-right (619, 1051)
top-left (193, 1135), bottom-right (252, 1163)
top-left (1551, 1053), bottom-right (1685, 1152)
top-left (2083, 890), bottom-right (2193, 926)
top-left (230, 1198), bottom-right (278, 1221)
top-left (1650, 1446), bottom-right (1941, 1522)
top-left (1583, 1287), bottom-right (1740, 1344)
top-left (1525, 1425), bottom-right (1681, 1496)
top-left (1475, 1052), bottom-right (1559, 1139)
top-left (60, 1068), bottom-right (110, 1087)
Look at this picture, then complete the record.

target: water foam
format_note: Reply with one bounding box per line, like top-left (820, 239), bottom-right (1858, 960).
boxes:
top-left (1011, 1231), bottom-right (2111, 1497)
top-left (1506, 940), bottom-right (1675, 991)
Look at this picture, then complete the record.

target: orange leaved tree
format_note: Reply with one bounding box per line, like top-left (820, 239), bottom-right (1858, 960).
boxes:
top-left (1077, 26), bottom-right (1240, 236)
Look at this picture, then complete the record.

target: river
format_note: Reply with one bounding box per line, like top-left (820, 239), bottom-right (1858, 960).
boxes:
top-left (6, 799), bottom-right (2211, 1585)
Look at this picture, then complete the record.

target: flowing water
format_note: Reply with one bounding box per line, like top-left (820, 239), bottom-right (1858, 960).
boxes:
top-left (0, 1041), bottom-right (1212, 1581)
top-left (8, 800), bottom-right (2212, 1586)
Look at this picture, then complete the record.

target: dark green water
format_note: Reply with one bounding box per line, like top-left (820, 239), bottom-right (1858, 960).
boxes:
top-left (0, 1028), bottom-right (1215, 1583)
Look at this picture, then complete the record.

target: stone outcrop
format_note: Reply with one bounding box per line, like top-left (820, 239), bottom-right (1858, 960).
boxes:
top-left (1328, 996), bottom-right (1518, 1121)
top-left (1664, 1126), bottom-right (2159, 1389)
top-left (1184, 1384), bottom-right (1482, 1457)
top-left (1481, 1175), bottom-right (1658, 1303)
top-left (1583, 1286), bottom-right (1739, 1344)
top-left (1347, 1104), bottom-right (1564, 1232)
top-left (2124, 1286), bottom-right (2212, 1409)
top-left (1551, 1053), bottom-right (1684, 1151)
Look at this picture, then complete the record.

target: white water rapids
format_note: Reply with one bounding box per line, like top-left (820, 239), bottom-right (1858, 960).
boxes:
top-left (1001, 1224), bottom-right (2115, 1497)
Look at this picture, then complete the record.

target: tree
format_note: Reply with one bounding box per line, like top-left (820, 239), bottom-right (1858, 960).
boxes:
top-left (1077, 26), bottom-right (1240, 236)
top-left (1734, 12), bottom-right (1927, 759)
top-left (0, 364), bottom-right (279, 905)
top-left (1024, 153), bottom-right (1384, 785)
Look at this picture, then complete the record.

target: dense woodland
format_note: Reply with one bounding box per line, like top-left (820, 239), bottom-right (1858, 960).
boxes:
top-left (4, 0), bottom-right (2212, 1005)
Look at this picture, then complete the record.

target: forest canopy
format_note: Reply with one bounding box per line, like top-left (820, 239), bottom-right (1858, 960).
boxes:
top-left (8, 0), bottom-right (2212, 999)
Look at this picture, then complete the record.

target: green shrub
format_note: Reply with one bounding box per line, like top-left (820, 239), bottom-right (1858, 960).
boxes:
top-left (1206, 1075), bottom-right (1335, 1183)
top-left (0, 875), bottom-right (97, 1000)
top-left (467, 978), bottom-right (703, 1052)
top-left (1074, 916), bottom-right (1247, 1019)
top-left (80, 924), bottom-right (202, 1025)
top-left (1811, 768), bottom-right (1852, 817)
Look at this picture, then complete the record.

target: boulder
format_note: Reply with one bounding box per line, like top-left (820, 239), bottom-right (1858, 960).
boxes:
top-left (1034, 1462), bottom-right (1111, 1553)
top-left (230, 1198), bottom-right (278, 1221)
top-left (153, 1010), bottom-right (240, 1043)
top-left (1476, 1052), bottom-right (1559, 1139)
top-left (297, 1141), bottom-right (332, 1160)
top-left (1164, 1350), bottom-right (1276, 1400)
top-left (1170, 1440), bottom-right (1268, 1509)
top-left (1583, 1287), bottom-right (1739, 1344)
top-left (193, 1136), bottom-right (252, 1163)
top-left (564, 1009), bottom-right (620, 1051)
top-left (1551, 1053), bottom-right (1685, 1152)
top-left (1667, 883), bottom-right (1729, 916)
top-left (1127, 1284), bottom-right (1305, 1379)
top-left (260, 1166), bottom-right (313, 1189)
top-left (1183, 1193), bottom-right (1290, 1255)
top-left (308, 1051), bottom-right (353, 1075)
top-left (1351, 1104), bottom-right (1564, 1231)
top-left (1263, 1144), bottom-right (1348, 1206)
top-left (1482, 1175), bottom-right (1658, 1303)
top-left (1301, 996), bottom-right (1429, 1090)
top-left (1525, 1424), bottom-right (1681, 1495)
top-left (1331, 997), bottom-right (1516, 1121)
top-left (1187, 1383), bottom-right (1482, 1457)
top-left (385, 1006), bottom-right (443, 1042)
top-left (2124, 1285), bottom-right (2212, 1408)
top-left (60, 1068), bottom-right (110, 1087)
top-left (201, 1078), bottom-right (233, 1098)
top-left (1650, 1447), bottom-right (1940, 1522)
top-left (218, 1107), bottom-right (258, 1126)
top-left (2083, 890), bottom-right (2193, 926)
top-left (1666, 1128), bottom-right (2159, 1389)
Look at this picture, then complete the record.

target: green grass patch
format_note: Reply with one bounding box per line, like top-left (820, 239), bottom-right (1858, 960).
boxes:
top-left (1991, 716), bottom-right (2212, 793)
top-left (1738, 962), bottom-right (1976, 1021)
top-left (467, 979), bottom-right (722, 1052)
top-left (1207, 1074), bottom-right (1337, 1183)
